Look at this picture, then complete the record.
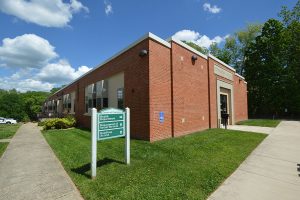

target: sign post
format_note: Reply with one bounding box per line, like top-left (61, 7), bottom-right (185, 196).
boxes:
top-left (91, 108), bottom-right (97, 179)
top-left (91, 107), bottom-right (130, 179)
top-left (125, 107), bottom-right (130, 164)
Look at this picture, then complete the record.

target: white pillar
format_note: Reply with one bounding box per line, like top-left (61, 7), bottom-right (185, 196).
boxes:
top-left (125, 107), bottom-right (130, 165)
top-left (91, 108), bottom-right (97, 179)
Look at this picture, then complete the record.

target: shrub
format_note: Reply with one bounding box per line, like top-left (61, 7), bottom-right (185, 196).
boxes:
top-left (43, 116), bottom-right (76, 130)
top-left (38, 120), bottom-right (46, 126)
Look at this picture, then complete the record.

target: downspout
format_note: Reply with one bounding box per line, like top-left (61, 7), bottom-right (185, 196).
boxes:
top-left (207, 57), bottom-right (211, 128)
top-left (170, 41), bottom-right (175, 138)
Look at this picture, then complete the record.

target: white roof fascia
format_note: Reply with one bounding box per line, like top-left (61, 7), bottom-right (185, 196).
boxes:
top-left (208, 54), bottom-right (236, 72)
top-left (149, 32), bottom-right (171, 48)
top-left (52, 32), bottom-right (170, 96)
top-left (235, 73), bottom-right (245, 80)
top-left (169, 37), bottom-right (208, 59)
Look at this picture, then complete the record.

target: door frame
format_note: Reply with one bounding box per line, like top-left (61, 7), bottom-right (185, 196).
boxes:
top-left (216, 80), bottom-right (234, 127)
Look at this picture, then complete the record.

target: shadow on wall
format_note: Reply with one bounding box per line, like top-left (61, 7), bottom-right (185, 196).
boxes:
top-left (71, 157), bottom-right (124, 178)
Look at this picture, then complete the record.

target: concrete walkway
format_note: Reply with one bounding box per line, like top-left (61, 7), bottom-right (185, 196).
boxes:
top-left (0, 123), bottom-right (83, 200)
top-left (227, 125), bottom-right (275, 134)
top-left (208, 121), bottom-right (300, 200)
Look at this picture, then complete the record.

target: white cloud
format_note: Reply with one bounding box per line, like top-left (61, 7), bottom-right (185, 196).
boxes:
top-left (0, 33), bottom-right (92, 92)
top-left (203, 3), bottom-right (221, 14)
top-left (104, 1), bottom-right (113, 15)
top-left (173, 29), bottom-right (229, 49)
top-left (37, 59), bottom-right (92, 84)
top-left (0, 34), bottom-right (58, 69)
top-left (0, 0), bottom-right (89, 27)
top-left (0, 76), bottom-right (54, 92)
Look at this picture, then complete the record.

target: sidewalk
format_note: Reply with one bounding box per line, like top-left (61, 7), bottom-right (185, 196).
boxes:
top-left (227, 125), bottom-right (274, 134)
top-left (0, 123), bottom-right (83, 200)
top-left (208, 121), bottom-right (300, 200)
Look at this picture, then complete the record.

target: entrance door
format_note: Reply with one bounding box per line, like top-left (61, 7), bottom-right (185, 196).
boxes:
top-left (220, 94), bottom-right (228, 114)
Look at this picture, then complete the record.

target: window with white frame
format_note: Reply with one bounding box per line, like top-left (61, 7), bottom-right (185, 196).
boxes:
top-left (63, 94), bottom-right (71, 112)
top-left (85, 80), bottom-right (108, 113)
top-left (117, 88), bottom-right (124, 109)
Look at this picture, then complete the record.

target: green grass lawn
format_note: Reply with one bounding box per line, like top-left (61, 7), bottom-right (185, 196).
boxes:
top-left (43, 128), bottom-right (266, 200)
top-left (236, 119), bottom-right (281, 127)
top-left (0, 143), bottom-right (8, 158)
top-left (0, 124), bottom-right (21, 139)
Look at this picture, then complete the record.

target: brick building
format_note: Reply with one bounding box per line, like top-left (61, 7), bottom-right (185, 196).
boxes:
top-left (43, 33), bottom-right (248, 141)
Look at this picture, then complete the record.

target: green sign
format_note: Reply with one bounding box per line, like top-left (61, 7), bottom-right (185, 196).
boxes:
top-left (97, 108), bottom-right (125, 140)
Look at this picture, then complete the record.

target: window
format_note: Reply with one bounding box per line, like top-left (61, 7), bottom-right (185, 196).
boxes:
top-left (53, 100), bottom-right (57, 113)
top-left (85, 80), bottom-right (108, 113)
top-left (63, 94), bottom-right (72, 113)
top-left (47, 101), bottom-right (52, 111)
top-left (85, 84), bottom-right (94, 113)
top-left (117, 88), bottom-right (124, 109)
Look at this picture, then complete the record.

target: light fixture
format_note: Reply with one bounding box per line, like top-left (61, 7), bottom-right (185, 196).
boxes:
top-left (139, 49), bottom-right (148, 57)
top-left (191, 55), bottom-right (197, 61)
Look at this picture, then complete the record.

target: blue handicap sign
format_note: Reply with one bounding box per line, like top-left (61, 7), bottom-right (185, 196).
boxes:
top-left (159, 112), bottom-right (164, 123)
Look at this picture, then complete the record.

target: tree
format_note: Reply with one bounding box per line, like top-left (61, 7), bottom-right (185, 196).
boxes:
top-left (279, 0), bottom-right (300, 26)
top-left (224, 24), bottom-right (263, 75)
top-left (279, 1), bottom-right (300, 116)
top-left (0, 91), bottom-right (27, 121)
top-left (183, 41), bottom-right (209, 55)
top-left (50, 85), bottom-right (65, 94)
top-left (209, 42), bottom-right (231, 64)
top-left (21, 91), bottom-right (49, 120)
top-left (245, 19), bottom-right (287, 117)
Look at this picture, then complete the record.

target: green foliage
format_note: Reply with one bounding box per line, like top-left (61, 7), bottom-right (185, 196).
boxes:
top-left (0, 89), bottom-right (49, 121)
top-left (245, 19), bottom-right (286, 117)
top-left (44, 128), bottom-right (266, 200)
top-left (245, 3), bottom-right (300, 118)
top-left (43, 116), bottom-right (76, 130)
top-left (50, 85), bottom-right (65, 95)
top-left (0, 91), bottom-right (27, 121)
top-left (279, 0), bottom-right (300, 25)
top-left (223, 24), bottom-right (263, 74)
top-left (183, 41), bottom-right (209, 54)
top-left (209, 42), bottom-right (232, 64)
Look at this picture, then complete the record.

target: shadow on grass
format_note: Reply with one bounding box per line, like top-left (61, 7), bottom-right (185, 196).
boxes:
top-left (71, 157), bottom-right (123, 178)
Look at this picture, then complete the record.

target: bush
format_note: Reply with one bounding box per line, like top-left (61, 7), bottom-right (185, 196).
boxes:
top-left (38, 120), bottom-right (46, 126)
top-left (43, 116), bottom-right (76, 130)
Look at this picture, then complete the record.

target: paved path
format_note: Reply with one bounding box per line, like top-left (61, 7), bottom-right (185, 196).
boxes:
top-left (208, 121), bottom-right (300, 200)
top-left (227, 125), bottom-right (275, 134)
top-left (0, 123), bottom-right (83, 200)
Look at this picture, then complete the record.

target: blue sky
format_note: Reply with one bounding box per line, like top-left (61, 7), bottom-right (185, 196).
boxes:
top-left (0, 0), bottom-right (297, 92)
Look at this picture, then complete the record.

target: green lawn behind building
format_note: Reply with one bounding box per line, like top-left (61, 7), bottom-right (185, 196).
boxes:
top-left (236, 119), bottom-right (281, 127)
top-left (43, 128), bottom-right (266, 200)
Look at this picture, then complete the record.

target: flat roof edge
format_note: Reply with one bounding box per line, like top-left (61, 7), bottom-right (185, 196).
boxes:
top-left (235, 73), bottom-right (245, 80)
top-left (51, 32), bottom-right (170, 97)
top-left (208, 54), bottom-right (236, 72)
top-left (168, 37), bottom-right (208, 59)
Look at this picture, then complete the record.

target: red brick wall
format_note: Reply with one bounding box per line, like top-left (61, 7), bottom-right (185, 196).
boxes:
top-left (208, 57), bottom-right (236, 128)
top-left (49, 39), bottom-right (151, 140)
top-left (171, 42), bottom-right (210, 136)
top-left (234, 76), bottom-right (248, 122)
top-left (208, 57), bottom-right (218, 128)
top-left (46, 36), bottom-right (248, 141)
top-left (149, 40), bottom-right (172, 141)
